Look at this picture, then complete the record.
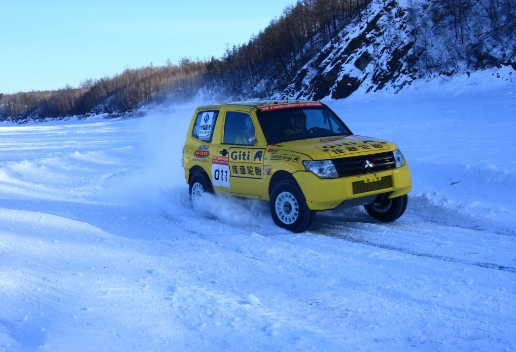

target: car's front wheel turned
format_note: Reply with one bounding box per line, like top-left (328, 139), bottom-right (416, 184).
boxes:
top-left (189, 173), bottom-right (213, 203)
top-left (270, 180), bottom-right (315, 233)
top-left (364, 194), bottom-right (408, 222)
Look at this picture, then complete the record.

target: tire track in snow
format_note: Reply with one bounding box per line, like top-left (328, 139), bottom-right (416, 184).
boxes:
top-left (162, 196), bottom-right (516, 274)
top-left (312, 218), bottom-right (516, 274)
top-left (342, 235), bottom-right (516, 273)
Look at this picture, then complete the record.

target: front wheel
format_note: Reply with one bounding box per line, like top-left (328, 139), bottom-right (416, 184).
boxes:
top-left (364, 194), bottom-right (408, 222)
top-left (270, 180), bottom-right (315, 233)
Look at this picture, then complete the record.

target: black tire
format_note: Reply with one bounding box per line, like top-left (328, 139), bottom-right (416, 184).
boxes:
top-left (270, 180), bottom-right (315, 233)
top-left (188, 172), bottom-right (213, 203)
top-left (364, 194), bottom-right (408, 222)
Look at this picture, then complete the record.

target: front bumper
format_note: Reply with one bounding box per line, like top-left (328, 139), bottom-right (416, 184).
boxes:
top-left (293, 162), bottom-right (412, 211)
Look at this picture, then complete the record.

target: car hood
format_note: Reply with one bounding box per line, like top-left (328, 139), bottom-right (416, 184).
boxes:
top-left (268, 135), bottom-right (398, 159)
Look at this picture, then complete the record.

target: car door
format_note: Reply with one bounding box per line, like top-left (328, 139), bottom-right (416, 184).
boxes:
top-left (216, 110), bottom-right (265, 197)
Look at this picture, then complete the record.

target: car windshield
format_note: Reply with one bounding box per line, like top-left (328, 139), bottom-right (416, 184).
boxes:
top-left (255, 104), bottom-right (352, 144)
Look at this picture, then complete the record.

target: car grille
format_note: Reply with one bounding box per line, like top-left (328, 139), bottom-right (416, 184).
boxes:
top-left (332, 152), bottom-right (396, 177)
top-left (352, 176), bottom-right (393, 194)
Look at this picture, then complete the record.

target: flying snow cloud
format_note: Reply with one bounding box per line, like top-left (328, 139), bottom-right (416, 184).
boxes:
top-left (99, 98), bottom-right (278, 230)
top-left (100, 101), bottom-right (200, 209)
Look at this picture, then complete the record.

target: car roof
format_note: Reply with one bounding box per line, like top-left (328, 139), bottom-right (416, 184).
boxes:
top-left (197, 100), bottom-right (322, 110)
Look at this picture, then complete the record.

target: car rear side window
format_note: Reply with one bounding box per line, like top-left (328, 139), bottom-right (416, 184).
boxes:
top-left (192, 110), bottom-right (219, 143)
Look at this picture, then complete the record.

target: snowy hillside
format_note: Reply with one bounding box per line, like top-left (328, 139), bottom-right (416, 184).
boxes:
top-left (279, 0), bottom-right (516, 101)
top-left (1, 70), bottom-right (515, 351)
top-left (281, 0), bottom-right (415, 100)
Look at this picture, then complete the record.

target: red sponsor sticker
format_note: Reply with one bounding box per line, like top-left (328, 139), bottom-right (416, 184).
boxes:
top-left (212, 156), bottom-right (228, 165)
top-left (258, 102), bottom-right (323, 112)
top-left (193, 150), bottom-right (210, 158)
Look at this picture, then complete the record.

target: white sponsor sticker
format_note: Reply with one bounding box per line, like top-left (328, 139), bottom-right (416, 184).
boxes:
top-left (212, 156), bottom-right (230, 188)
top-left (199, 112), bottom-right (215, 141)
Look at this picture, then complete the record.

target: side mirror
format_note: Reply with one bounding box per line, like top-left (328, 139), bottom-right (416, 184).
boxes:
top-left (248, 136), bottom-right (256, 145)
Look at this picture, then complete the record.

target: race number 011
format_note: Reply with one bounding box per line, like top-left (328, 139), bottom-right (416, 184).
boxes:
top-left (212, 156), bottom-right (230, 188)
top-left (214, 168), bottom-right (228, 183)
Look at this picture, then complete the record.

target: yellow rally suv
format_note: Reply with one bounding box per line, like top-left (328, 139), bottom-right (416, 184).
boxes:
top-left (182, 100), bottom-right (412, 232)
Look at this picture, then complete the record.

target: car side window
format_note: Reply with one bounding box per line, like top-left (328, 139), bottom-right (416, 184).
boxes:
top-left (223, 112), bottom-right (255, 145)
top-left (192, 110), bottom-right (219, 143)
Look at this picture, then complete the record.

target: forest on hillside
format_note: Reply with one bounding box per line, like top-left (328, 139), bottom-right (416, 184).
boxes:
top-left (1, 0), bottom-right (515, 122)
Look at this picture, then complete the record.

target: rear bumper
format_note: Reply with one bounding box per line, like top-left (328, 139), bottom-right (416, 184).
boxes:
top-left (293, 163), bottom-right (412, 211)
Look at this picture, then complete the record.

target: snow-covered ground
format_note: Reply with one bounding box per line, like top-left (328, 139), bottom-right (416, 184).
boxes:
top-left (1, 69), bottom-right (515, 351)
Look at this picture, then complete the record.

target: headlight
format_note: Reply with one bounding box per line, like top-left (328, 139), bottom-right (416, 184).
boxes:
top-left (303, 160), bottom-right (338, 178)
top-left (393, 149), bottom-right (405, 168)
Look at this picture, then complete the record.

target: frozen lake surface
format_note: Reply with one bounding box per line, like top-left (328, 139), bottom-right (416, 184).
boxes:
top-left (1, 69), bottom-right (515, 351)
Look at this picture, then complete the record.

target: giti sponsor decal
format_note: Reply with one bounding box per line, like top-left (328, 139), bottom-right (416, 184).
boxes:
top-left (270, 154), bottom-right (300, 162)
top-left (230, 149), bottom-right (263, 162)
top-left (193, 145), bottom-right (210, 158)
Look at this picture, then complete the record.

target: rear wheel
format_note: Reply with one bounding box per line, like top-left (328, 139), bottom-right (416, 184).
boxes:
top-left (364, 194), bottom-right (408, 222)
top-left (189, 172), bottom-right (213, 203)
top-left (270, 180), bottom-right (315, 233)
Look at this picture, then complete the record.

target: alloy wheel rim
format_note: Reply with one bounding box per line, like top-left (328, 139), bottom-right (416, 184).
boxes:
top-left (275, 191), bottom-right (299, 224)
top-left (191, 182), bottom-right (204, 198)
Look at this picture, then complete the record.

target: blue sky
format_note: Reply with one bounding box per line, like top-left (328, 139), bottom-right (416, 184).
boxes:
top-left (0, 0), bottom-right (295, 93)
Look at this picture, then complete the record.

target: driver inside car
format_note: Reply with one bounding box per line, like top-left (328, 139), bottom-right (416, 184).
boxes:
top-left (234, 115), bottom-right (256, 145)
top-left (284, 110), bottom-right (307, 137)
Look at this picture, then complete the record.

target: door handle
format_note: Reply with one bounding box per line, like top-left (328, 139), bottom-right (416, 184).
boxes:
top-left (220, 149), bottom-right (228, 156)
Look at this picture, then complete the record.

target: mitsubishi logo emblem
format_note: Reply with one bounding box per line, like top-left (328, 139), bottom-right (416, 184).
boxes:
top-left (364, 159), bottom-right (373, 168)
